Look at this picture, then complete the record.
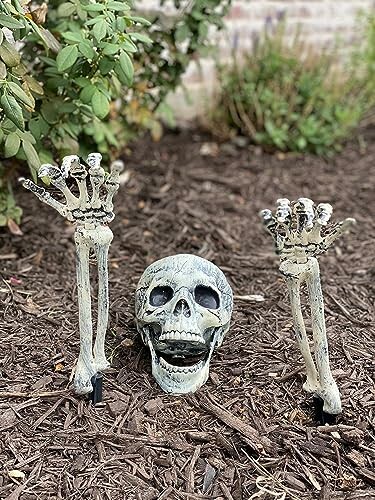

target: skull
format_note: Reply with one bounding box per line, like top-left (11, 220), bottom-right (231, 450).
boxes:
top-left (135, 254), bottom-right (233, 394)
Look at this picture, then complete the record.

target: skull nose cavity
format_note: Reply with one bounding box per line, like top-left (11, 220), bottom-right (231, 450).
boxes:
top-left (173, 299), bottom-right (191, 318)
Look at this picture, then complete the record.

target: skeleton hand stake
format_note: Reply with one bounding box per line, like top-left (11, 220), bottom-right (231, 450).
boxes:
top-left (260, 198), bottom-right (355, 414)
top-left (22, 153), bottom-right (123, 395)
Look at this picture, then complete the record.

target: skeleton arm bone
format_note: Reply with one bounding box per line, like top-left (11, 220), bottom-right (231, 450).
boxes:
top-left (282, 266), bottom-right (319, 392)
top-left (92, 227), bottom-right (113, 371)
top-left (260, 198), bottom-right (355, 414)
top-left (306, 259), bottom-right (341, 414)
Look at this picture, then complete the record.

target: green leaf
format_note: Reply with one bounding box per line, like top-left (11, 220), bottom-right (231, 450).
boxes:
top-left (129, 33), bottom-right (153, 45)
top-left (128, 15), bottom-right (151, 26)
top-left (75, 77), bottom-right (92, 88)
top-left (56, 44), bottom-right (79, 72)
top-left (23, 75), bottom-right (44, 95)
top-left (16, 131), bottom-right (36, 145)
top-left (107, 1), bottom-right (130, 11)
top-left (29, 117), bottom-right (49, 139)
top-left (82, 3), bottom-right (104, 11)
top-left (86, 16), bottom-right (105, 26)
top-left (0, 30), bottom-right (3, 45)
top-left (57, 2), bottom-right (76, 17)
top-left (119, 39), bottom-right (137, 53)
top-left (78, 41), bottom-right (95, 60)
top-left (101, 43), bottom-right (120, 55)
top-left (0, 61), bottom-right (6, 79)
top-left (12, 63), bottom-right (27, 77)
top-left (41, 101), bottom-right (60, 124)
top-left (0, 14), bottom-right (25, 30)
top-left (4, 132), bottom-right (20, 157)
top-left (116, 17), bottom-right (126, 31)
top-left (99, 57), bottom-right (114, 75)
top-left (93, 19), bottom-right (107, 43)
top-left (80, 84), bottom-right (97, 104)
top-left (0, 40), bottom-right (21, 67)
top-left (8, 82), bottom-right (34, 108)
top-left (0, 93), bottom-right (24, 131)
top-left (91, 89), bottom-right (110, 119)
top-left (62, 32), bottom-right (83, 43)
top-left (22, 140), bottom-right (41, 175)
top-left (118, 50), bottom-right (134, 85)
top-left (175, 24), bottom-right (191, 43)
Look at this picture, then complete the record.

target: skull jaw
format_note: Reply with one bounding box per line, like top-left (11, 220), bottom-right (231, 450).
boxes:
top-left (145, 331), bottom-right (219, 394)
top-left (151, 357), bottom-right (210, 394)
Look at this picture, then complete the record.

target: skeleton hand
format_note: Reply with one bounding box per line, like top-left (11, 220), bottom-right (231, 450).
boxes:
top-left (260, 198), bottom-right (356, 415)
top-left (22, 153), bottom-right (124, 395)
top-left (260, 198), bottom-right (356, 264)
top-left (21, 154), bottom-right (124, 228)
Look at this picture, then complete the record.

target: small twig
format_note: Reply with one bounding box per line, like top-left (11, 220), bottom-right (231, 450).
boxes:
top-left (326, 292), bottom-right (373, 327)
top-left (276, 365), bottom-right (303, 382)
top-left (0, 389), bottom-right (70, 399)
top-left (186, 445), bottom-right (201, 493)
top-left (0, 253), bottom-right (17, 260)
top-left (233, 294), bottom-right (265, 302)
top-left (191, 394), bottom-right (269, 454)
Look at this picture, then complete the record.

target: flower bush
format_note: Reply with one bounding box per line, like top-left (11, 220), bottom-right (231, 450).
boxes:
top-left (209, 24), bottom-right (370, 155)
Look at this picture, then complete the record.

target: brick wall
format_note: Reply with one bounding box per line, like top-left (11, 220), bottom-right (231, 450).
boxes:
top-left (138, 0), bottom-right (374, 122)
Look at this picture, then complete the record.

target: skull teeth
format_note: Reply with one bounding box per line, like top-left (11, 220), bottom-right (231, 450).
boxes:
top-left (159, 331), bottom-right (205, 344)
top-left (159, 355), bottom-right (204, 374)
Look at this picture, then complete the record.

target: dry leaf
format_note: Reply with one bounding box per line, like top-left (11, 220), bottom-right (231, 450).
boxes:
top-left (31, 3), bottom-right (48, 24)
top-left (19, 297), bottom-right (40, 315)
top-left (7, 219), bottom-right (23, 236)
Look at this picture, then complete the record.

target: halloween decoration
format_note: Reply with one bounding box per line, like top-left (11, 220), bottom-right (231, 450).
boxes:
top-left (135, 254), bottom-right (233, 394)
top-left (260, 198), bottom-right (355, 414)
top-left (21, 154), bottom-right (123, 395)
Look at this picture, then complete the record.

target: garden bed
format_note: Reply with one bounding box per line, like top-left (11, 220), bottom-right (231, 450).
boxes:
top-left (0, 128), bottom-right (374, 499)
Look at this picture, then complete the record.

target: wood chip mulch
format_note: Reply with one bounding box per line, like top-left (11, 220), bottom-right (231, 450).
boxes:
top-left (0, 128), bottom-right (374, 500)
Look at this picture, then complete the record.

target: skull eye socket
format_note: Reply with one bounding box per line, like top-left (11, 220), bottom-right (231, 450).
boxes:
top-left (194, 285), bottom-right (220, 309)
top-left (150, 286), bottom-right (174, 307)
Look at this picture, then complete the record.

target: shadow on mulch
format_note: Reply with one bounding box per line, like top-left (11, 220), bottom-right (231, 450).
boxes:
top-left (0, 128), bottom-right (374, 500)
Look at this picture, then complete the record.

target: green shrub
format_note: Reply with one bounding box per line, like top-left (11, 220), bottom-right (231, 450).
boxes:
top-left (354, 12), bottom-right (375, 109)
top-left (0, 0), bottom-right (231, 229)
top-left (209, 25), bottom-right (368, 155)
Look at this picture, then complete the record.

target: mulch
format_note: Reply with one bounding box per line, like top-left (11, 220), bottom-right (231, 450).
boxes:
top-left (0, 127), bottom-right (374, 500)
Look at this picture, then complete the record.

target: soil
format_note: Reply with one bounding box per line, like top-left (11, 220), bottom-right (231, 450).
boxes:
top-left (0, 128), bottom-right (374, 500)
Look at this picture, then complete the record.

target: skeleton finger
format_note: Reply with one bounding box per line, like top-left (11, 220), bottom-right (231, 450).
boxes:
top-left (294, 198), bottom-right (315, 232)
top-left (65, 155), bottom-right (89, 209)
top-left (276, 198), bottom-right (291, 224)
top-left (38, 163), bottom-right (67, 190)
top-left (316, 203), bottom-right (333, 226)
top-left (260, 208), bottom-right (287, 254)
top-left (38, 163), bottom-right (78, 210)
top-left (20, 178), bottom-right (68, 218)
top-left (103, 160), bottom-right (124, 214)
top-left (260, 209), bottom-right (277, 236)
top-left (321, 217), bottom-right (356, 251)
top-left (309, 203), bottom-right (333, 242)
top-left (87, 153), bottom-right (105, 209)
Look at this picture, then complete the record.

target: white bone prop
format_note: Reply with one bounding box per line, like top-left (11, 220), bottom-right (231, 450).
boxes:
top-left (135, 254), bottom-right (233, 394)
top-left (21, 154), bottom-right (123, 395)
top-left (260, 198), bottom-right (356, 414)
